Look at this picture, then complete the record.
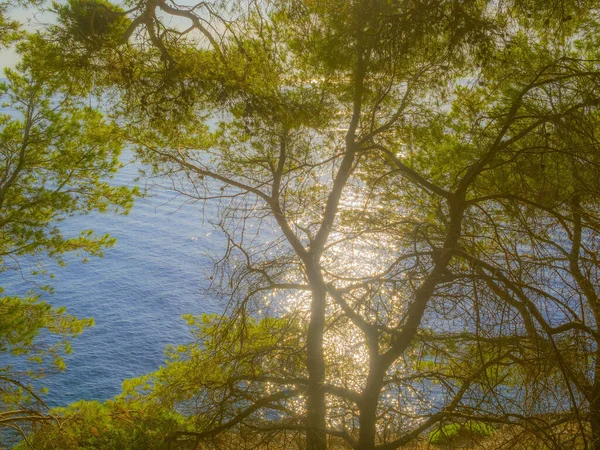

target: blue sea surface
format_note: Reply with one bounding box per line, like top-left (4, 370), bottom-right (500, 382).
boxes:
top-left (2, 150), bottom-right (227, 406)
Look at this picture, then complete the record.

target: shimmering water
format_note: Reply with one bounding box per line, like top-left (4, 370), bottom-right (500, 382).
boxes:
top-left (2, 151), bottom-right (226, 406)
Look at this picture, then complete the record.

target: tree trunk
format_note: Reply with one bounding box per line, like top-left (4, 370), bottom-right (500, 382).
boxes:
top-left (306, 285), bottom-right (327, 450)
top-left (357, 362), bottom-right (384, 450)
top-left (591, 398), bottom-right (600, 450)
top-left (591, 352), bottom-right (600, 450)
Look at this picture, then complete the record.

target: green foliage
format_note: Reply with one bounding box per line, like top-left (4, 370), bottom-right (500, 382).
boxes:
top-left (0, 54), bottom-right (138, 439)
top-left (0, 294), bottom-right (93, 438)
top-left (0, 68), bottom-right (137, 269)
top-left (53, 0), bottom-right (131, 51)
top-left (0, 3), bottom-right (23, 48)
top-left (22, 314), bottom-right (304, 448)
top-left (121, 314), bottom-right (304, 407)
top-left (429, 421), bottom-right (495, 445)
top-left (14, 399), bottom-right (187, 450)
top-left (8, 0), bottom-right (600, 448)
top-left (0, 294), bottom-right (93, 363)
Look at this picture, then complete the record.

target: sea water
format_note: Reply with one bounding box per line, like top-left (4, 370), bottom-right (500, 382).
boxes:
top-left (1, 150), bottom-right (227, 406)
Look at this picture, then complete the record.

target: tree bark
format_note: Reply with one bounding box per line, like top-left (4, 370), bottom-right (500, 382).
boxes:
top-left (306, 284), bottom-right (327, 450)
top-left (357, 360), bottom-right (384, 450)
top-left (354, 193), bottom-right (465, 449)
top-left (592, 392), bottom-right (600, 450)
top-left (590, 350), bottom-right (600, 450)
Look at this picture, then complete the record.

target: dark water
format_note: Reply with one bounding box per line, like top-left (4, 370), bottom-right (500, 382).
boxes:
top-left (2, 151), bottom-right (226, 406)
